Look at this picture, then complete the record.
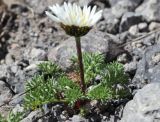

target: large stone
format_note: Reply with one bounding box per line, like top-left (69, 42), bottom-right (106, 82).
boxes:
top-left (0, 61), bottom-right (38, 94)
top-left (24, 0), bottom-right (64, 14)
top-left (124, 61), bottom-right (137, 74)
top-left (136, 0), bottom-right (160, 22)
top-left (138, 22), bottom-right (148, 32)
top-left (12, 104), bottom-right (24, 114)
top-left (121, 83), bottom-right (160, 122)
top-left (149, 22), bottom-right (160, 31)
top-left (66, 0), bottom-right (92, 6)
top-left (111, 0), bottom-right (142, 18)
top-left (108, 0), bottom-right (119, 6)
top-left (0, 80), bottom-right (12, 107)
top-left (48, 31), bottom-right (109, 69)
top-left (128, 25), bottom-right (139, 36)
top-left (71, 115), bottom-right (88, 122)
top-left (30, 48), bottom-right (47, 61)
top-left (21, 110), bottom-right (42, 122)
top-left (100, 8), bottom-right (119, 34)
top-left (109, 0), bottom-right (142, 7)
top-left (120, 12), bottom-right (144, 32)
top-left (132, 44), bottom-right (160, 88)
top-left (0, 65), bottom-right (8, 79)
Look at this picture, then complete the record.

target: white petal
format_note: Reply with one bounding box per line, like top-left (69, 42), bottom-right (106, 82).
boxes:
top-left (54, 4), bottom-right (65, 17)
top-left (86, 6), bottom-right (91, 18)
top-left (90, 10), bottom-right (102, 26)
top-left (88, 6), bottom-right (97, 21)
top-left (64, 2), bottom-right (69, 12)
top-left (75, 5), bottom-right (81, 26)
top-left (78, 6), bottom-right (89, 26)
top-left (67, 5), bottom-right (75, 25)
top-left (69, 3), bottom-right (76, 25)
top-left (55, 3), bottom-right (60, 9)
top-left (46, 2), bottom-right (103, 27)
top-left (45, 11), bottom-right (60, 22)
top-left (63, 3), bottom-right (72, 25)
top-left (68, 2), bottom-right (73, 13)
top-left (49, 6), bottom-right (60, 18)
top-left (48, 6), bottom-right (55, 13)
top-left (83, 5), bottom-right (87, 13)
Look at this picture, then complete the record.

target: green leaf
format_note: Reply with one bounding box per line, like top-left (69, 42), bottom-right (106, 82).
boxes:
top-left (101, 62), bottom-right (128, 86)
top-left (24, 75), bottom-right (58, 109)
top-left (58, 76), bottom-right (78, 89)
top-left (0, 114), bottom-right (7, 122)
top-left (64, 87), bottom-right (84, 106)
top-left (87, 84), bottom-right (114, 101)
top-left (58, 76), bottom-right (84, 106)
top-left (38, 61), bottom-right (63, 78)
top-left (24, 53), bottom-right (129, 112)
top-left (7, 111), bottom-right (24, 122)
top-left (71, 53), bottom-right (105, 84)
top-left (100, 62), bottom-right (130, 99)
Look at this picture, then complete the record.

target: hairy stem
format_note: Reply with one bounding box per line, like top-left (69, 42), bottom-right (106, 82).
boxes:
top-left (75, 37), bottom-right (85, 93)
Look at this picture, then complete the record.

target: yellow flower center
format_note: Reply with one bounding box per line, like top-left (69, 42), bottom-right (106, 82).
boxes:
top-left (61, 24), bottom-right (91, 37)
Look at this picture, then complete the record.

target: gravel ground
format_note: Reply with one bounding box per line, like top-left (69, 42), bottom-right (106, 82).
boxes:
top-left (1, 0), bottom-right (160, 121)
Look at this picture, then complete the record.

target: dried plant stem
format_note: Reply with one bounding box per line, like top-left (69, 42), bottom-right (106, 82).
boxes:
top-left (75, 37), bottom-right (85, 93)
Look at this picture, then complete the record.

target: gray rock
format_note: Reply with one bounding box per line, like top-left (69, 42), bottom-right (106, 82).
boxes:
top-left (128, 25), bottom-right (139, 36)
top-left (67, 0), bottom-right (95, 7)
top-left (111, 1), bottom-right (131, 18)
top-left (124, 61), bottom-right (137, 73)
top-left (71, 115), bottom-right (88, 122)
top-left (0, 64), bottom-right (26, 94)
top-left (6, 46), bottom-right (22, 63)
top-left (103, 9), bottom-right (115, 20)
top-left (48, 31), bottom-right (109, 69)
top-left (132, 44), bottom-right (160, 87)
top-left (4, 64), bottom-right (26, 93)
top-left (108, 0), bottom-right (119, 6)
top-left (152, 53), bottom-right (160, 64)
top-left (10, 65), bottom-right (19, 74)
top-left (12, 104), bottom-right (24, 114)
top-left (111, 0), bottom-right (142, 18)
top-left (30, 48), bottom-right (47, 61)
top-left (121, 83), bottom-right (160, 122)
top-left (116, 31), bottom-right (131, 44)
top-left (149, 22), bottom-right (160, 31)
top-left (5, 54), bottom-right (14, 65)
top-left (0, 65), bottom-right (8, 79)
top-left (117, 53), bottom-right (128, 63)
top-left (120, 12), bottom-right (144, 32)
top-left (136, 0), bottom-right (160, 22)
top-left (138, 22), bottom-right (148, 32)
top-left (148, 64), bottom-right (160, 83)
top-left (0, 90), bottom-right (12, 105)
top-left (141, 33), bottom-right (155, 46)
top-left (21, 110), bottom-right (42, 122)
top-left (100, 8), bottom-right (119, 34)
top-left (24, 61), bottom-right (45, 72)
top-left (25, 0), bottom-right (64, 14)
top-left (9, 94), bottom-right (24, 106)
top-left (78, 0), bottom-right (92, 6)
top-left (97, 21), bottom-right (107, 32)
top-left (0, 81), bottom-right (6, 91)
top-left (109, 0), bottom-right (142, 7)
top-left (0, 61), bottom-right (39, 94)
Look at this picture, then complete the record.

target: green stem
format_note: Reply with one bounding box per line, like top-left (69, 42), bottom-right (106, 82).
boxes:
top-left (75, 37), bottom-right (85, 93)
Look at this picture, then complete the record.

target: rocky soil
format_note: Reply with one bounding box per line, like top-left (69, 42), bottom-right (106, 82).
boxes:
top-left (0, 0), bottom-right (160, 122)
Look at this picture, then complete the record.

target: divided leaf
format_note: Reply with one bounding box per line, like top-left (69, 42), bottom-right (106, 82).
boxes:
top-left (24, 76), bottom-right (58, 109)
top-left (24, 55), bottom-right (129, 111)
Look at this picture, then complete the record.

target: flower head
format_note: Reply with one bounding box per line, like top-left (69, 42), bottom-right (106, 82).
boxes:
top-left (45, 2), bottom-right (102, 37)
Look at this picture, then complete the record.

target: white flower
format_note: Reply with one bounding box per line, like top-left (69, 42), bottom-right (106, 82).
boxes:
top-left (45, 2), bottom-right (103, 27)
